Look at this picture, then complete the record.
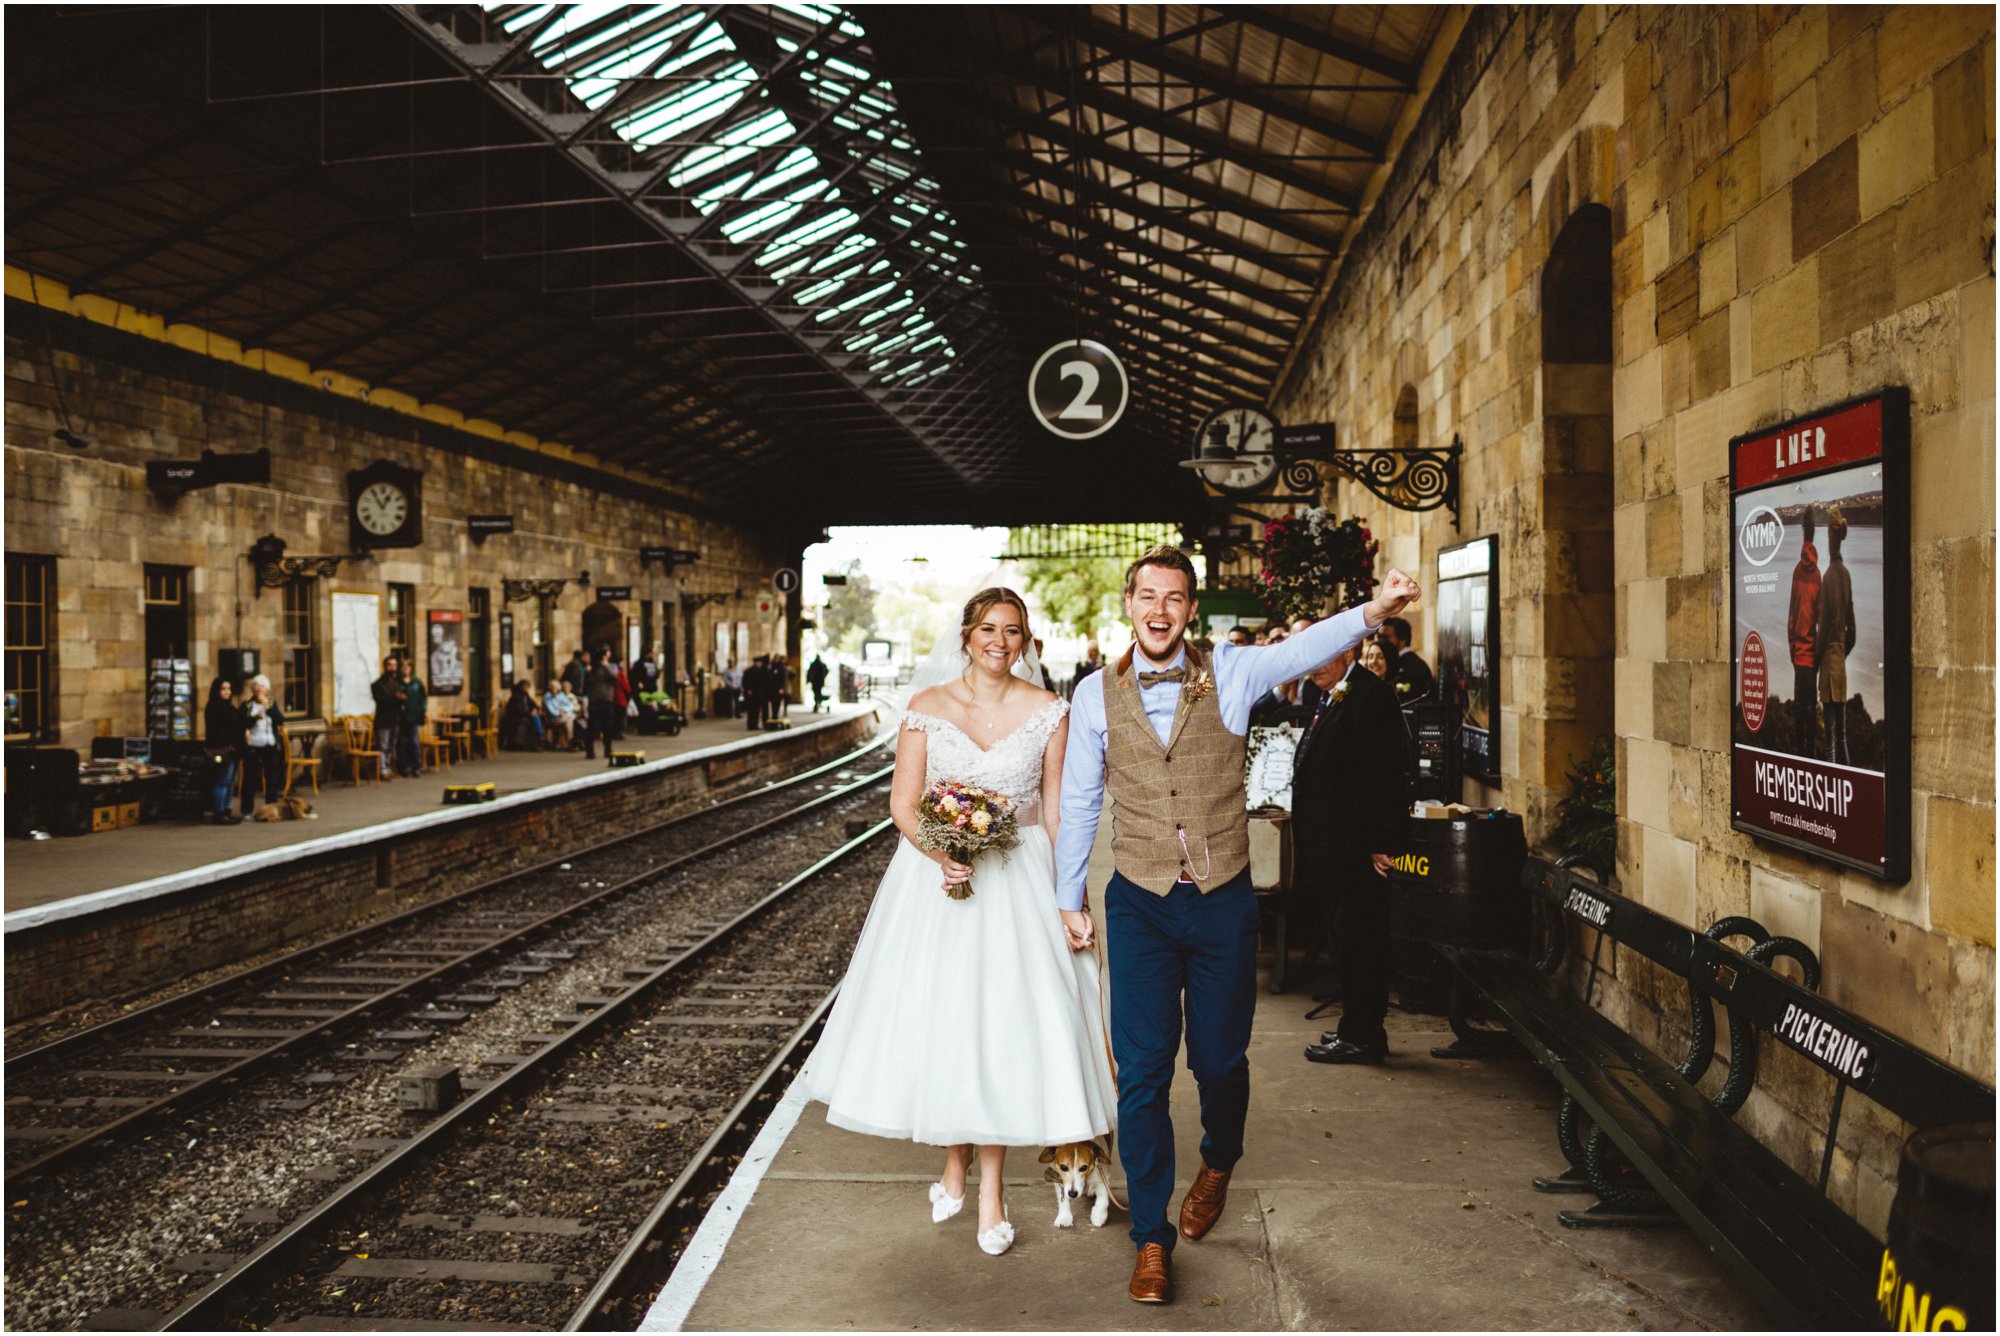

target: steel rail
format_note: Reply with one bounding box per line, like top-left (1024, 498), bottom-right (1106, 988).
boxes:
top-left (158, 818), bottom-right (896, 1332)
top-left (567, 989), bottom-right (836, 1330)
top-left (5, 745), bottom-right (892, 1191)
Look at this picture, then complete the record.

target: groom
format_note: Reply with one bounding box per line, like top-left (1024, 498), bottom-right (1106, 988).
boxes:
top-left (1056, 545), bottom-right (1421, 1303)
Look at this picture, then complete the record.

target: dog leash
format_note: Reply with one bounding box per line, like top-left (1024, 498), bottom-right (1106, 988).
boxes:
top-left (1083, 911), bottom-right (1129, 1213)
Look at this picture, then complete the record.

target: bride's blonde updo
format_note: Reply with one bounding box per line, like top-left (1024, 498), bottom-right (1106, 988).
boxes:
top-left (959, 587), bottom-right (1032, 660)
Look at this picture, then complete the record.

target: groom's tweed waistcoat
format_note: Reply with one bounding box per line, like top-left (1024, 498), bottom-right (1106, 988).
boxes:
top-left (1104, 642), bottom-right (1250, 894)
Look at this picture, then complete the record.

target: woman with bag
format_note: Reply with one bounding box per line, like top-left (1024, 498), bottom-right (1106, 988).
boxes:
top-left (238, 675), bottom-right (287, 817)
top-left (203, 677), bottom-right (245, 825)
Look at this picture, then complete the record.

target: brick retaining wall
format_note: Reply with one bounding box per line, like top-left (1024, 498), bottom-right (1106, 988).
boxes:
top-left (4, 714), bottom-right (879, 1021)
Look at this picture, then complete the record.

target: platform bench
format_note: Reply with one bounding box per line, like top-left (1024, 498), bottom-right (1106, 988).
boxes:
top-left (1435, 858), bottom-right (1993, 1331)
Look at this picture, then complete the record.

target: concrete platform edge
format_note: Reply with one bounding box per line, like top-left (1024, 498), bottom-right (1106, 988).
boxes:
top-left (639, 1072), bottom-right (815, 1332)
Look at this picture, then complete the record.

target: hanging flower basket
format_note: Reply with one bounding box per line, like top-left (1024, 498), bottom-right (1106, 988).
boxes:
top-left (1258, 508), bottom-right (1379, 622)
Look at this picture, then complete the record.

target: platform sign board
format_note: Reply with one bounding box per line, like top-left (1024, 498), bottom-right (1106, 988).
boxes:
top-left (595, 585), bottom-right (632, 601)
top-left (467, 514), bottom-right (513, 540)
top-left (1029, 339), bottom-right (1128, 440)
top-left (427, 610), bottom-right (465, 696)
top-left (1729, 389), bottom-right (1909, 881)
top-left (1435, 536), bottom-right (1500, 784)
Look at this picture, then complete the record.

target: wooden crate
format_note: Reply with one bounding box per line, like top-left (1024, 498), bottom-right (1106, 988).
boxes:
top-left (91, 806), bottom-right (118, 833)
top-left (115, 801), bottom-right (142, 829)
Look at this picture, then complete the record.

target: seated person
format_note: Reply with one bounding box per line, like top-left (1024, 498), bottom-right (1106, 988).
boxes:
top-left (543, 679), bottom-right (579, 749)
top-left (634, 685), bottom-right (676, 733)
top-left (499, 680), bottom-right (544, 750)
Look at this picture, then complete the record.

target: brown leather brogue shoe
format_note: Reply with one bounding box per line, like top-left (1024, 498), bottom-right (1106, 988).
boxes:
top-left (1178, 1161), bottom-right (1231, 1240)
top-left (1128, 1243), bottom-right (1172, 1304)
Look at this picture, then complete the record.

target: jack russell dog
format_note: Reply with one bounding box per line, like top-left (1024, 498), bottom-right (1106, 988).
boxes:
top-left (1039, 1138), bottom-right (1123, 1229)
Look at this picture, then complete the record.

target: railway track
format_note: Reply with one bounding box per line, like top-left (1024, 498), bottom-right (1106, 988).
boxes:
top-left (160, 822), bottom-right (894, 1332)
top-left (4, 739), bottom-right (891, 1190)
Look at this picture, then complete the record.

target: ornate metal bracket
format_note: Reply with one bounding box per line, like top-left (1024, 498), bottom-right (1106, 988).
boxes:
top-left (503, 573), bottom-right (590, 605)
top-left (1308, 436), bottom-right (1462, 524)
top-left (677, 588), bottom-right (737, 614)
top-left (247, 534), bottom-right (367, 597)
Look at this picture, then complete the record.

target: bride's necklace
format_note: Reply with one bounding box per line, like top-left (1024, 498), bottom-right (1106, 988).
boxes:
top-left (959, 678), bottom-right (1010, 733)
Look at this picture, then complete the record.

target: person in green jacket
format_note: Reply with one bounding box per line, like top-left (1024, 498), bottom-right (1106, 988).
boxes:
top-left (398, 659), bottom-right (429, 777)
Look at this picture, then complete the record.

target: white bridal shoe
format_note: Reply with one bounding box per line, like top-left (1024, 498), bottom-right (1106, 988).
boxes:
top-left (929, 1182), bottom-right (965, 1224)
top-left (977, 1202), bottom-right (1014, 1257)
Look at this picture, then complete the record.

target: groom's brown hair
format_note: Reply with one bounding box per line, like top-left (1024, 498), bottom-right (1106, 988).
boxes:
top-left (1124, 544), bottom-right (1197, 598)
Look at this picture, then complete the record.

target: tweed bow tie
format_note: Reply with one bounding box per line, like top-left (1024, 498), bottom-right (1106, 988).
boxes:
top-left (1137, 667), bottom-right (1186, 687)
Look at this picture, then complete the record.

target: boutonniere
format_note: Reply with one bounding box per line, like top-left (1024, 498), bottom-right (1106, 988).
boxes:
top-left (1183, 668), bottom-right (1214, 705)
top-left (1331, 680), bottom-right (1350, 703)
top-left (1394, 680), bottom-right (1412, 697)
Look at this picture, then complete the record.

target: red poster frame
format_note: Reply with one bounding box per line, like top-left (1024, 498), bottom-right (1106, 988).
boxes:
top-left (1727, 388), bottom-right (1910, 881)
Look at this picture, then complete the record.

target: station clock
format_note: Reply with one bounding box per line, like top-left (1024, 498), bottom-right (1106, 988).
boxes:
top-left (1187, 402), bottom-right (1280, 494)
top-left (347, 460), bottom-right (424, 550)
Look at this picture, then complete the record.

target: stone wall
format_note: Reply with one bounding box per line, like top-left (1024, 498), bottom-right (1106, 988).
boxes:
top-left (1275, 4), bottom-right (1994, 1233)
top-left (5, 295), bottom-right (795, 749)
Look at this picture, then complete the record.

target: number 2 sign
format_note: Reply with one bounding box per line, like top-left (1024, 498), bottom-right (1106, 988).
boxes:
top-left (1029, 339), bottom-right (1129, 440)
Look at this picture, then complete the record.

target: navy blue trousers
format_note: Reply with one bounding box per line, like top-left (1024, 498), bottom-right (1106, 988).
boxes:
top-left (1105, 867), bottom-right (1258, 1251)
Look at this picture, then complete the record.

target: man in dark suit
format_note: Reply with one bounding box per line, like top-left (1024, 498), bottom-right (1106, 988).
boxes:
top-left (1291, 647), bottom-right (1413, 1064)
top-left (744, 655), bottom-right (767, 731)
top-left (1379, 617), bottom-right (1435, 700)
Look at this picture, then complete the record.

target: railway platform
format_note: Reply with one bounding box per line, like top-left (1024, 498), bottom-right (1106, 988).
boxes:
top-left (646, 828), bottom-right (1770, 1334)
top-left (4, 704), bottom-right (877, 918)
top-left (5, 705), bottom-right (881, 1024)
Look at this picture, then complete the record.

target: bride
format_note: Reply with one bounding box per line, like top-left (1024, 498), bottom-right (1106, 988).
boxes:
top-left (797, 587), bottom-right (1115, 1256)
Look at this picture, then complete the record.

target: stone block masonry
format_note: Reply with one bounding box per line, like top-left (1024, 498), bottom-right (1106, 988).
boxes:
top-left (1274, 4), bottom-right (1993, 1238)
top-left (4, 297), bottom-right (797, 750)
top-left (3, 714), bottom-right (877, 1021)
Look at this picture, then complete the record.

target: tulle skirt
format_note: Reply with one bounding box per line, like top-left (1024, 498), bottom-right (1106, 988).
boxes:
top-left (798, 827), bottom-right (1117, 1147)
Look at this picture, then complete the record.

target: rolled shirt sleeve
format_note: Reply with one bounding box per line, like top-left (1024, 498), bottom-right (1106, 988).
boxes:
top-left (1213, 603), bottom-right (1374, 734)
top-left (1054, 670), bottom-right (1108, 911)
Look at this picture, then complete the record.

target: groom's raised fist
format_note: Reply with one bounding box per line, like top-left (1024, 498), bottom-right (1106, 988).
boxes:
top-left (1370, 569), bottom-right (1421, 622)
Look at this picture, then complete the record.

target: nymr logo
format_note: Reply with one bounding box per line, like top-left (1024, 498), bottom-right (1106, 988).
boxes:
top-left (1737, 504), bottom-right (1785, 567)
top-left (1563, 886), bottom-right (1611, 925)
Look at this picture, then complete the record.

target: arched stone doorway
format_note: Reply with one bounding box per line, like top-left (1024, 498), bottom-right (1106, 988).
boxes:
top-left (581, 600), bottom-right (624, 659)
top-left (1533, 202), bottom-right (1616, 850)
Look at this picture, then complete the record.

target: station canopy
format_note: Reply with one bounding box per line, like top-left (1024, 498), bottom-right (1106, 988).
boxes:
top-left (6, 4), bottom-right (1448, 529)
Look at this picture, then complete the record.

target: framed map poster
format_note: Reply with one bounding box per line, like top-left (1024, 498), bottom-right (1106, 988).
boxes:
top-left (1729, 389), bottom-right (1909, 881)
top-left (331, 590), bottom-right (381, 719)
top-left (1436, 535), bottom-right (1500, 783)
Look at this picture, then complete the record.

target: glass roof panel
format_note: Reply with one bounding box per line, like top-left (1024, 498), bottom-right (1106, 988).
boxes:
top-left (485, 2), bottom-right (982, 387)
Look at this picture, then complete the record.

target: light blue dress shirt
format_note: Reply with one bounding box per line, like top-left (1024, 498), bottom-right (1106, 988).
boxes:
top-left (1054, 605), bottom-right (1374, 909)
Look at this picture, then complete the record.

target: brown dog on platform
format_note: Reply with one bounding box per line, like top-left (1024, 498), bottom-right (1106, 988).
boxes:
top-left (252, 796), bottom-right (319, 821)
top-left (1041, 1137), bottom-right (1120, 1229)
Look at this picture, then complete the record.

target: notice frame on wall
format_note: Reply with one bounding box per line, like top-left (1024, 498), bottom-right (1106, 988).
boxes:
top-left (1728, 388), bottom-right (1910, 882)
top-left (330, 590), bottom-right (382, 720)
top-left (1435, 535), bottom-right (1500, 784)
top-left (427, 609), bottom-right (465, 696)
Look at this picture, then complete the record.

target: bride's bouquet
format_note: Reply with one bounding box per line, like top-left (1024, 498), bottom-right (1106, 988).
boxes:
top-left (915, 779), bottom-right (1021, 900)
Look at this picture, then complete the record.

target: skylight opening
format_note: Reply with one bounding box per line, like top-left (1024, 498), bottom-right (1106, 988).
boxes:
top-left (488, 1), bottom-right (976, 387)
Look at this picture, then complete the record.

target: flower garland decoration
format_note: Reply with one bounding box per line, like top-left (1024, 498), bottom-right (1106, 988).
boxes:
top-left (1258, 508), bottom-right (1380, 622)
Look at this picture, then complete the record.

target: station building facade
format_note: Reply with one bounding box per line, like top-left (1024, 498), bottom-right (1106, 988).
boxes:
top-left (1277, 5), bottom-right (1994, 1230)
top-left (4, 278), bottom-right (795, 749)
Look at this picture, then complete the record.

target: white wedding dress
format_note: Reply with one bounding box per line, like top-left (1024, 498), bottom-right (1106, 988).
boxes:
top-left (798, 698), bottom-right (1117, 1147)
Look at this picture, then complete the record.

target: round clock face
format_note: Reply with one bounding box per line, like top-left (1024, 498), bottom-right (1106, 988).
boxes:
top-left (1193, 404), bottom-right (1279, 493)
top-left (355, 481), bottom-right (409, 536)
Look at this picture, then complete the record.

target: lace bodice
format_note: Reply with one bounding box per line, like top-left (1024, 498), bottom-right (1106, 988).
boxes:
top-left (902, 699), bottom-right (1069, 809)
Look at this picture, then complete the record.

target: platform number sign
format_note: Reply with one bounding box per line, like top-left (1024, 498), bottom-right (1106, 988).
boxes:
top-left (1029, 339), bottom-right (1128, 440)
top-left (772, 568), bottom-right (801, 596)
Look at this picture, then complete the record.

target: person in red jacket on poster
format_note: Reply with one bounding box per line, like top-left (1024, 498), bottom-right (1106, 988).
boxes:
top-left (1786, 507), bottom-right (1822, 759)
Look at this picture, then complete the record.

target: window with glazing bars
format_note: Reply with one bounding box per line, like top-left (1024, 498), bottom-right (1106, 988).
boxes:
top-left (5, 553), bottom-right (55, 740)
top-left (282, 578), bottom-right (319, 717)
top-left (387, 583), bottom-right (416, 668)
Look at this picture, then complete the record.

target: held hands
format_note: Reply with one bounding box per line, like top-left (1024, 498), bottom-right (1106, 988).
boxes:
top-left (1367, 569), bottom-right (1421, 624)
top-left (1059, 908), bottom-right (1094, 952)
top-left (1370, 853), bottom-right (1395, 877)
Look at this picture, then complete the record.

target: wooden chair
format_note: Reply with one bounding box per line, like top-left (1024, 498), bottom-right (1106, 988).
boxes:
top-left (338, 717), bottom-right (383, 785)
top-left (419, 728), bottom-right (451, 773)
top-left (284, 724), bottom-right (323, 797)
